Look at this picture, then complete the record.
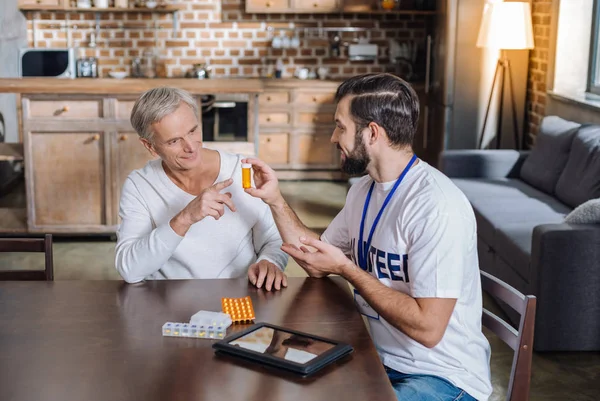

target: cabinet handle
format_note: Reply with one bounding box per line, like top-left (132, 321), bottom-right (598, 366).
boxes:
top-left (312, 116), bottom-right (319, 122)
top-left (266, 96), bottom-right (271, 101)
top-left (313, 2), bottom-right (318, 7)
top-left (54, 105), bottom-right (69, 116)
top-left (266, 117), bottom-right (271, 122)
top-left (92, 134), bottom-right (100, 141)
top-left (266, 138), bottom-right (272, 143)
top-left (120, 135), bottom-right (128, 141)
top-left (312, 96), bottom-right (318, 102)
top-left (266, 1), bottom-right (272, 7)
top-left (36, 0), bottom-right (42, 3)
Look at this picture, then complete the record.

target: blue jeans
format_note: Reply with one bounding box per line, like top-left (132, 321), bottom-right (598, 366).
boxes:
top-left (385, 366), bottom-right (478, 401)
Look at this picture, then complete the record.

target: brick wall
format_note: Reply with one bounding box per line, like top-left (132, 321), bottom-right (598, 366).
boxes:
top-left (525, 0), bottom-right (552, 145)
top-left (24, 0), bottom-right (430, 80)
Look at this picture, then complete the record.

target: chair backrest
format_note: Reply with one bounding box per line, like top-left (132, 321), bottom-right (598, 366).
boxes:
top-left (0, 234), bottom-right (54, 281)
top-left (481, 271), bottom-right (536, 401)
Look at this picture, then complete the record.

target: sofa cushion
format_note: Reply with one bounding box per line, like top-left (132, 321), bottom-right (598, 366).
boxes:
top-left (520, 116), bottom-right (580, 194)
top-left (453, 178), bottom-right (550, 200)
top-left (494, 223), bottom-right (538, 282)
top-left (469, 196), bottom-right (571, 245)
top-left (555, 125), bottom-right (600, 208)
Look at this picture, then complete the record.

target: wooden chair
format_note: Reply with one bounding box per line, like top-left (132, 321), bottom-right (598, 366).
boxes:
top-left (0, 234), bottom-right (54, 281)
top-left (481, 271), bottom-right (536, 401)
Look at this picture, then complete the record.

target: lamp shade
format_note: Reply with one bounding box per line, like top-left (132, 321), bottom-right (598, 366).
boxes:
top-left (476, 2), bottom-right (535, 49)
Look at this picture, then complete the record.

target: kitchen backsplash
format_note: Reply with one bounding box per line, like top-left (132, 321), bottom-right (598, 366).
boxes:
top-left (24, 0), bottom-right (430, 80)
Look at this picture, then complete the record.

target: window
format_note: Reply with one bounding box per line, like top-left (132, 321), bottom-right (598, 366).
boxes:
top-left (588, 0), bottom-right (600, 94)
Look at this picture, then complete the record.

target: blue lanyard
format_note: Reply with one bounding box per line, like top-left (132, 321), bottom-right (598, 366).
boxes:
top-left (358, 154), bottom-right (418, 270)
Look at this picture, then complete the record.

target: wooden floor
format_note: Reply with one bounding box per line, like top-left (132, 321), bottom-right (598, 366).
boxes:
top-left (0, 207), bottom-right (26, 233)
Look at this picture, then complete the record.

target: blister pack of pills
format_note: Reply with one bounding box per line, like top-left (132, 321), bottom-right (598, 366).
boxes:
top-left (221, 296), bottom-right (255, 324)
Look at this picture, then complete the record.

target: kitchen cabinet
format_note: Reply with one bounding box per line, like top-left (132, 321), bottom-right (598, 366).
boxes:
top-left (22, 96), bottom-right (162, 233)
top-left (246, 0), bottom-right (290, 13)
top-left (246, 0), bottom-right (341, 13)
top-left (28, 131), bottom-right (106, 229)
top-left (110, 132), bottom-right (156, 226)
top-left (18, 0), bottom-right (63, 6)
top-left (294, 132), bottom-right (337, 167)
top-left (258, 133), bottom-right (290, 166)
top-left (258, 84), bottom-right (341, 178)
top-left (292, 0), bottom-right (340, 13)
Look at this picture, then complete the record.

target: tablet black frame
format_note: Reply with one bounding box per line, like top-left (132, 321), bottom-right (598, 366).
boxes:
top-left (212, 322), bottom-right (354, 377)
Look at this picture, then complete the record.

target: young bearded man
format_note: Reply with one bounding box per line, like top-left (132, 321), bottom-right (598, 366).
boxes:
top-left (243, 73), bottom-right (492, 400)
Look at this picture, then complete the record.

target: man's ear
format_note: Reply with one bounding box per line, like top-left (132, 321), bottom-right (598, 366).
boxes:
top-left (367, 121), bottom-right (383, 145)
top-left (140, 137), bottom-right (158, 158)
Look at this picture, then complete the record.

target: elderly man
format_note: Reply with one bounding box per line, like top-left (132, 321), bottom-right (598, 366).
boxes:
top-left (115, 87), bottom-right (288, 290)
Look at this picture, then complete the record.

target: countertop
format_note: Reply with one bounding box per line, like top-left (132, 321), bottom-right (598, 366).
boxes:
top-left (0, 77), bottom-right (424, 94)
top-left (0, 78), bottom-right (344, 94)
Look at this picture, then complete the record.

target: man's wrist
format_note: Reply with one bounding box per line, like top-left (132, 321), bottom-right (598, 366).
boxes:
top-left (170, 211), bottom-right (192, 236)
top-left (338, 259), bottom-right (357, 277)
top-left (268, 192), bottom-right (286, 210)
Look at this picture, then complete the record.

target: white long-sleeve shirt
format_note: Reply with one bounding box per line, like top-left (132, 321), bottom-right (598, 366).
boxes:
top-left (115, 150), bottom-right (288, 283)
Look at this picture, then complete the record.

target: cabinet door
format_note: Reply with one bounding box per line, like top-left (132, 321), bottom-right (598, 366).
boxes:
top-left (29, 132), bottom-right (105, 228)
top-left (293, 133), bottom-right (338, 168)
top-left (246, 0), bottom-right (289, 12)
top-left (259, 133), bottom-right (290, 166)
top-left (292, 0), bottom-right (339, 12)
top-left (112, 132), bottom-right (156, 223)
top-left (19, 0), bottom-right (62, 6)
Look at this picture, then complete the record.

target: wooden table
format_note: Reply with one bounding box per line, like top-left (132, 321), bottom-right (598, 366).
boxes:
top-left (0, 277), bottom-right (396, 401)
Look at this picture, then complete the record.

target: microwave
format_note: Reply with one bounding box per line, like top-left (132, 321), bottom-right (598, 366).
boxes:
top-left (19, 48), bottom-right (76, 78)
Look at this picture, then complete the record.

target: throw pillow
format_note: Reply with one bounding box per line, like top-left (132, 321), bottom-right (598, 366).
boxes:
top-left (564, 198), bottom-right (600, 224)
top-left (520, 116), bottom-right (580, 194)
top-left (555, 125), bottom-right (600, 207)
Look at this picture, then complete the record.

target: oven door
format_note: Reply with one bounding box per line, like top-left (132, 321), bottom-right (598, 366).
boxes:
top-left (213, 101), bottom-right (248, 141)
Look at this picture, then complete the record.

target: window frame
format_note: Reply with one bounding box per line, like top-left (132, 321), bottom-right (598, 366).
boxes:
top-left (588, 0), bottom-right (600, 95)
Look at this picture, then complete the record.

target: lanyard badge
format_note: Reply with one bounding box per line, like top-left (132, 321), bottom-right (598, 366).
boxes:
top-left (357, 154), bottom-right (417, 270)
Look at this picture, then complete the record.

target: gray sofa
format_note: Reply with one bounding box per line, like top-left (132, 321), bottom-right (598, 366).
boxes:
top-left (440, 116), bottom-right (600, 351)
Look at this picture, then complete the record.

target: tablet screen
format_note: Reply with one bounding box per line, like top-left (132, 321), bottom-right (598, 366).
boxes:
top-left (229, 326), bottom-right (336, 364)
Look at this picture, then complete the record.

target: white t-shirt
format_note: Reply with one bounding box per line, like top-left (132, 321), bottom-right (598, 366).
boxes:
top-left (115, 150), bottom-right (288, 283)
top-left (322, 160), bottom-right (492, 401)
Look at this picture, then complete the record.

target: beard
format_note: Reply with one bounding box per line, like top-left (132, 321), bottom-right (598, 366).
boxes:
top-left (340, 134), bottom-right (370, 175)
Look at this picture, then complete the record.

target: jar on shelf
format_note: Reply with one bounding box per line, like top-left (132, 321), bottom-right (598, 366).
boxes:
top-left (380, 0), bottom-right (399, 10)
top-left (140, 49), bottom-right (157, 79)
top-left (76, 0), bottom-right (92, 8)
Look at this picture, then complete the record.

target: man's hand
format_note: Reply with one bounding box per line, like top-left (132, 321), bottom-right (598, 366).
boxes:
top-left (248, 260), bottom-right (288, 291)
top-left (281, 236), bottom-right (353, 278)
top-left (241, 158), bottom-right (284, 207)
top-left (170, 179), bottom-right (236, 236)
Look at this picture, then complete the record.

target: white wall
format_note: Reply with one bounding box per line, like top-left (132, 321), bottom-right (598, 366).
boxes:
top-left (0, 0), bottom-right (27, 144)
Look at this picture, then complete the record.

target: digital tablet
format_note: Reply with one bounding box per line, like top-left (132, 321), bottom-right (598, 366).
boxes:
top-left (212, 322), bottom-right (354, 376)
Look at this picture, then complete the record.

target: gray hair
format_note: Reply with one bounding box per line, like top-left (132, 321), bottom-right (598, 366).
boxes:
top-left (130, 87), bottom-right (199, 142)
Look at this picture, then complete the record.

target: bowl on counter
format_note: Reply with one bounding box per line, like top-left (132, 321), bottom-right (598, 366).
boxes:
top-left (108, 71), bottom-right (128, 79)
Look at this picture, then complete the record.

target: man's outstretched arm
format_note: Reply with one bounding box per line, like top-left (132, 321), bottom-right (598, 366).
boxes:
top-left (242, 158), bottom-right (319, 248)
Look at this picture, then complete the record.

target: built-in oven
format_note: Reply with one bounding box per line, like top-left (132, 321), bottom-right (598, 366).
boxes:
top-left (201, 94), bottom-right (248, 142)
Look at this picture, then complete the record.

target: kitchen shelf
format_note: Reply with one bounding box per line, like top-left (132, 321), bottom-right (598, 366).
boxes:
top-left (18, 5), bottom-right (183, 12)
top-left (339, 9), bottom-right (436, 15)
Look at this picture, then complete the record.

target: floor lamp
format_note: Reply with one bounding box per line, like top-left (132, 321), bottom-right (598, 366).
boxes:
top-left (476, 2), bottom-right (534, 150)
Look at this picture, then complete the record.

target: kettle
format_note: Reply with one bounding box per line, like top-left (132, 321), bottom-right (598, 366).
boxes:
top-left (186, 63), bottom-right (211, 79)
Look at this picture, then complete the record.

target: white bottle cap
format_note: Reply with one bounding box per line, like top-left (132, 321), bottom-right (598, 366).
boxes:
top-left (242, 163), bottom-right (252, 169)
